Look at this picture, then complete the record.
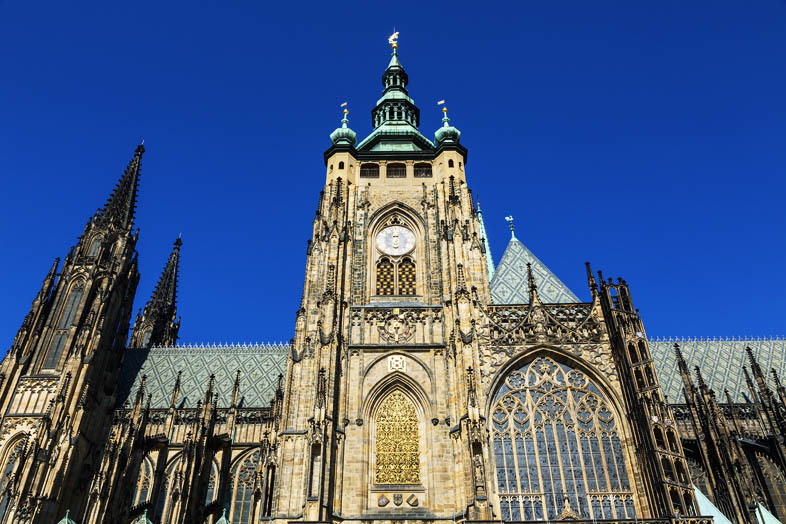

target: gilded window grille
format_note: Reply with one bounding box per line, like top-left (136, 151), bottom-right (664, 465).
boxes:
top-left (398, 258), bottom-right (416, 296)
top-left (375, 391), bottom-right (420, 485)
top-left (376, 259), bottom-right (395, 296)
top-left (360, 163), bottom-right (379, 178)
top-left (414, 163), bottom-right (432, 178)
top-left (491, 356), bottom-right (635, 521)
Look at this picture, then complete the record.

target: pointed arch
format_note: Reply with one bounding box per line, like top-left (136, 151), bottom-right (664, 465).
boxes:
top-left (133, 455), bottom-right (155, 506)
top-left (488, 350), bottom-right (636, 521)
top-left (367, 202), bottom-right (426, 299)
top-left (0, 436), bottom-right (26, 517)
top-left (43, 281), bottom-right (85, 369)
top-left (374, 391), bottom-right (420, 484)
top-left (228, 448), bottom-right (260, 524)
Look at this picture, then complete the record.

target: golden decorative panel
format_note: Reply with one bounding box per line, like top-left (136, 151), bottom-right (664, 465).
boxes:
top-left (375, 391), bottom-right (420, 485)
top-left (398, 258), bottom-right (416, 296)
top-left (376, 259), bottom-right (395, 296)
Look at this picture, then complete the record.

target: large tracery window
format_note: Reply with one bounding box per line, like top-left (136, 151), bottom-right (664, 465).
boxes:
top-left (491, 356), bottom-right (635, 521)
top-left (375, 391), bottom-right (420, 485)
top-left (0, 440), bottom-right (24, 518)
top-left (232, 450), bottom-right (259, 524)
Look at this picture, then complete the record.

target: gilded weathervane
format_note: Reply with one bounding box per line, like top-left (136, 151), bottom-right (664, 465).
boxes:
top-left (388, 31), bottom-right (399, 49)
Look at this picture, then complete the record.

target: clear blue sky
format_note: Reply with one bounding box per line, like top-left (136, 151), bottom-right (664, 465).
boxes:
top-left (1, 1), bottom-right (784, 348)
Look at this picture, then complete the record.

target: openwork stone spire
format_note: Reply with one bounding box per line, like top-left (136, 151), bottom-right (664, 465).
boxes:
top-left (99, 143), bottom-right (144, 229)
top-left (129, 237), bottom-right (182, 348)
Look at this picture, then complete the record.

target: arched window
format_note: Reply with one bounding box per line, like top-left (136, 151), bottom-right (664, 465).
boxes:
top-left (645, 366), bottom-right (655, 386)
top-left (627, 343), bottom-right (639, 364)
top-left (386, 163), bottom-right (406, 178)
top-left (88, 237), bottom-right (102, 256)
top-left (375, 391), bottom-right (420, 485)
top-left (376, 258), bottom-right (395, 296)
top-left (662, 457), bottom-right (674, 481)
top-left (653, 427), bottom-right (665, 449)
top-left (43, 285), bottom-right (84, 369)
top-left (675, 460), bottom-right (688, 483)
top-left (205, 461), bottom-right (218, 505)
top-left (398, 258), bottom-right (416, 296)
top-left (0, 440), bottom-right (24, 517)
top-left (414, 163), bottom-right (432, 178)
top-left (687, 458), bottom-right (710, 496)
top-left (141, 328), bottom-right (153, 348)
top-left (133, 458), bottom-right (152, 506)
top-left (637, 340), bottom-right (648, 360)
top-left (670, 489), bottom-right (684, 513)
top-left (338, 161), bottom-right (345, 170)
top-left (448, 159), bottom-right (454, 168)
top-left (491, 356), bottom-right (634, 521)
top-left (231, 450), bottom-right (259, 524)
top-left (360, 163), bottom-right (379, 178)
top-left (667, 430), bottom-right (679, 452)
top-left (634, 369), bottom-right (645, 390)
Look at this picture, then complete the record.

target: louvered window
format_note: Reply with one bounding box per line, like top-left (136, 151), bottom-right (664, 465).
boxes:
top-left (360, 163), bottom-right (379, 178)
top-left (386, 163), bottom-right (406, 178)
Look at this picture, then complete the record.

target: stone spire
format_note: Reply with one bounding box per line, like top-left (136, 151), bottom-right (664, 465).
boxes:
top-left (129, 237), bottom-right (182, 348)
top-left (99, 143), bottom-right (144, 229)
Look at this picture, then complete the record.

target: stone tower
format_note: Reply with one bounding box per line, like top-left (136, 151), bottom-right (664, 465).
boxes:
top-left (275, 37), bottom-right (490, 523)
top-left (0, 145), bottom-right (144, 521)
top-left (273, 38), bottom-right (699, 524)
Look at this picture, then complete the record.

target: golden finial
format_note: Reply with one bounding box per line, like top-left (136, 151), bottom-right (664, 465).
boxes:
top-left (340, 102), bottom-right (348, 118)
top-left (388, 31), bottom-right (399, 50)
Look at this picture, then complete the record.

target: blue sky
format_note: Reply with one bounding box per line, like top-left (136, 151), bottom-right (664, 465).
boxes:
top-left (1, 1), bottom-right (784, 348)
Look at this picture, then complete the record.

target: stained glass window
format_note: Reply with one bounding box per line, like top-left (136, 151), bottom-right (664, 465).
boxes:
top-left (398, 258), bottom-right (416, 296)
top-left (232, 450), bottom-right (259, 524)
top-left (491, 356), bottom-right (635, 521)
top-left (375, 391), bottom-right (420, 485)
top-left (0, 441), bottom-right (24, 518)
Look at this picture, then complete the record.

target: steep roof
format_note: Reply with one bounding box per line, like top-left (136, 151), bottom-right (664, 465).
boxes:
top-left (490, 236), bottom-right (580, 304)
top-left (650, 337), bottom-right (786, 402)
top-left (117, 343), bottom-right (289, 409)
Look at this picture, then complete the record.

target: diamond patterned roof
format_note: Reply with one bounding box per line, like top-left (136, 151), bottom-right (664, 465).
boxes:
top-left (117, 344), bottom-right (289, 409)
top-left (650, 337), bottom-right (786, 402)
top-left (489, 236), bottom-right (580, 304)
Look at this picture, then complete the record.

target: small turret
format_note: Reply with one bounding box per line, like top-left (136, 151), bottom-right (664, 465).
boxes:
top-left (329, 108), bottom-right (357, 147)
top-left (434, 105), bottom-right (461, 145)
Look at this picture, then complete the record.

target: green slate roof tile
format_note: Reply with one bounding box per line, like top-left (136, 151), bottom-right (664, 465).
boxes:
top-left (117, 343), bottom-right (289, 409)
top-left (650, 337), bottom-right (786, 402)
top-left (490, 237), bottom-right (580, 304)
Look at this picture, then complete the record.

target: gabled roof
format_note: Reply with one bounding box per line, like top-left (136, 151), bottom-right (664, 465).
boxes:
top-left (489, 236), bottom-right (580, 304)
top-left (117, 343), bottom-right (288, 409)
top-left (650, 337), bottom-right (786, 402)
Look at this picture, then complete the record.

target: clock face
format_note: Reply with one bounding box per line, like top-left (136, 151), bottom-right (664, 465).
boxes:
top-left (376, 226), bottom-right (416, 256)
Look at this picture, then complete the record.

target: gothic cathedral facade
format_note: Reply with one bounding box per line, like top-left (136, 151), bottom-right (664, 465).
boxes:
top-left (1, 40), bottom-right (785, 524)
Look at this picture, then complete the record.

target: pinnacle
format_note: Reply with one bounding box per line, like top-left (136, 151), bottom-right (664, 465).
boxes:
top-left (99, 144), bottom-right (144, 229)
top-left (148, 237), bottom-right (181, 312)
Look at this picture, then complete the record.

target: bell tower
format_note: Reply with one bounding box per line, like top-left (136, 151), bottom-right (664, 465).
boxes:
top-left (274, 34), bottom-right (495, 524)
top-left (0, 145), bottom-right (143, 522)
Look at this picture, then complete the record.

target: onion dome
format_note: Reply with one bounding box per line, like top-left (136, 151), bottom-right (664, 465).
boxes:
top-left (131, 509), bottom-right (154, 524)
top-left (216, 508), bottom-right (230, 524)
top-left (434, 106), bottom-right (461, 145)
top-left (329, 109), bottom-right (357, 147)
top-left (57, 510), bottom-right (78, 524)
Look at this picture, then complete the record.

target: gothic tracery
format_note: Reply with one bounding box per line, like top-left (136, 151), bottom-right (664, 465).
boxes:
top-left (491, 356), bottom-right (635, 521)
top-left (375, 391), bottom-right (420, 485)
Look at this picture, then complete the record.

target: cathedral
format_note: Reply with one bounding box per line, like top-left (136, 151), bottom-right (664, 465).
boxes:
top-left (1, 37), bottom-right (785, 524)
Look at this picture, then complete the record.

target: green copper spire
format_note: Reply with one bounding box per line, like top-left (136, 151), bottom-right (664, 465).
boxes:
top-left (356, 33), bottom-right (434, 152)
top-left (476, 201), bottom-right (495, 280)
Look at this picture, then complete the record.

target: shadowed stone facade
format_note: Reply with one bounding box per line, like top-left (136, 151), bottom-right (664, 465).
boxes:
top-left (0, 38), bottom-right (783, 524)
